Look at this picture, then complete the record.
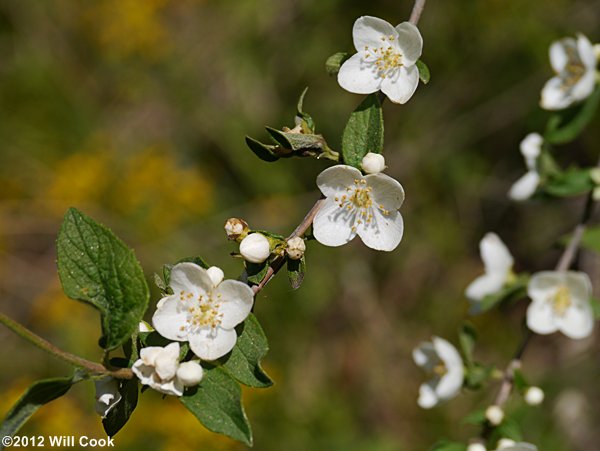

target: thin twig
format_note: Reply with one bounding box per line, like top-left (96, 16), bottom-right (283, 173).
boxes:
top-left (409, 0), bottom-right (427, 25)
top-left (0, 312), bottom-right (133, 379)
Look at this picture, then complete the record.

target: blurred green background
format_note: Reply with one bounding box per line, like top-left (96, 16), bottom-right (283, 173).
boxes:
top-left (1, 0), bottom-right (599, 450)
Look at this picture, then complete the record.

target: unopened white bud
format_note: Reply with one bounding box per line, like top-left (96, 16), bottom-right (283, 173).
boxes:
top-left (524, 386), bottom-right (544, 406)
top-left (594, 43), bottom-right (600, 60)
top-left (239, 233), bottom-right (271, 263)
top-left (206, 266), bottom-right (224, 287)
top-left (361, 152), bottom-right (386, 174)
top-left (224, 218), bottom-right (249, 241)
top-left (485, 405), bottom-right (505, 425)
top-left (176, 361), bottom-right (204, 386)
top-left (467, 443), bottom-right (486, 451)
top-left (497, 438), bottom-right (516, 449)
top-left (286, 237), bottom-right (306, 260)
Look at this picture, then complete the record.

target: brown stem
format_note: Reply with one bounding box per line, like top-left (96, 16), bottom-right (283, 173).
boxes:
top-left (0, 312), bottom-right (133, 379)
top-left (252, 197), bottom-right (326, 295)
top-left (409, 0), bottom-right (427, 25)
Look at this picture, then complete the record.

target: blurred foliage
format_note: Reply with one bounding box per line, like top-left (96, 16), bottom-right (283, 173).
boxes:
top-left (0, 0), bottom-right (599, 450)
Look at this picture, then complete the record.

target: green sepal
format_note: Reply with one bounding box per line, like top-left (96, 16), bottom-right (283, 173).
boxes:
top-left (341, 93), bottom-right (384, 169)
top-left (245, 136), bottom-right (281, 162)
top-left (102, 378), bottom-right (138, 438)
top-left (544, 86), bottom-right (600, 145)
top-left (56, 208), bottom-right (149, 351)
top-left (416, 59), bottom-right (431, 84)
top-left (544, 168), bottom-right (593, 197)
top-left (287, 256), bottom-right (306, 290)
top-left (325, 52), bottom-right (350, 76)
top-left (219, 313), bottom-right (273, 388)
top-left (296, 87), bottom-right (315, 133)
top-left (469, 274), bottom-right (529, 315)
top-left (0, 373), bottom-right (85, 441)
top-left (245, 261), bottom-right (269, 285)
top-left (180, 366), bottom-right (252, 446)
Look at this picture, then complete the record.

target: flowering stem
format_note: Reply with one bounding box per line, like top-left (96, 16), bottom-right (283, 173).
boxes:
top-left (252, 197), bottom-right (326, 295)
top-left (0, 311), bottom-right (133, 379)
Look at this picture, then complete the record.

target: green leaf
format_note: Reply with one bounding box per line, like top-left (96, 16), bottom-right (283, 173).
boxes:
top-left (458, 322), bottom-right (477, 366)
top-left (462, 409), bottom-right (486, 426)
top-left (512, 369), bottom-right (528, 392)
top-left (490, 417), bottom-right (522, 442)
top-left (265, 127), bottom-right (327, 154)
top-left (296, 87), bottom-right (315, 133)
top-left (139, 332), bottom-right (189, 360)
top-left (429, 440), bottom-right (467, 451)
top-left (287, 257), bottom-right (305, 290)
top-left (544, 168), bottom-right (593, 197)
top-left (0, 375), bottom-right (80, 440)
top-left (544, 86), bottom-right (600, 144)
top-left (579, 225), bottom-right (600, 254)
top-left (102, 378), bottom-right (138, 437)
top-left (325, 52), bottom-right (350, 76)
top-left (245, 136), bottom-right (280, 162)
top-left (57, 208), bottom-right (149, 350)
top-left (590, 297), bottom-right (600, 319)
top-left (464, 363), bottom-right (493, 390)
top-left (180, 367), bottom-right (252, 446)
top-left (341, 93), bottom-right (384, 169)
top-left (416, 59), bottom-right (431, 84)
top-left (220, 314), bottom-right (273, 388)
top-left (469, 275), bottom-right (529, 315)
top-left (245, 261), bottom-right (269, 285)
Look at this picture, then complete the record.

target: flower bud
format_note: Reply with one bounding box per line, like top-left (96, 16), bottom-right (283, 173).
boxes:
top-left (224, 218), bottom-right (249, 242)
top-left (176, 361), bottom-right (204, 387)
top-left (239, 233), bottom-right (271, 263)
top-left (497, 438), bottom-right (516, 449)
top-left (286, 237), bottom-right (306, 260)
top-left (467, 443), bottom-right (486, 451)
top-left (138, 321), bottom-right (153, 332)
top-left (361, 152), bottom-right (386, 174)
top-left (485, 405), bottom-right (504, 425)
top-left (524, 386), bottom-right (544, 406)
top-left (207, 266), bottom-right (224, 287)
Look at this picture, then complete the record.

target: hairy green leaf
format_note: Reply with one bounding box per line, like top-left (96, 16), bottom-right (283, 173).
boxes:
top-left (325, 52), bottom-right (350, 76)
top-left (180, 367), bottom-right (252, 446)
top-left (416, 59), bottom-right (431, 84)
top-left (57, 208), bottom-right (149, 350)
top-left (544, 168), bottom-right (593, 197)
top-left (220, 314), bottom-right (273, 388)
top-left (245, 261), bottom-right (269, 285)
top-left (245, 136), bottom-right (280, 162)
top-left (341, 93), bottom-right (384, 169)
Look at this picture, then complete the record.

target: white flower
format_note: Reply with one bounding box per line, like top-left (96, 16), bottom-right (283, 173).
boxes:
top-left (509, 133), bottom-right (543, 201)
top-left (152, 263), bottom-right (254, 360)
top-left (524, 386), bottom-right (545, 406)
top-left (361, 152), bottom-right (386, 174)
top-left (313, 165), bottom-right (404, 251)
top-left (526, 271), bottom-right (594, 339)
top-left (132, 342), bottom-right (185, 396)
top-left (497, 439), bottom-right (516, 449)
top-left (541, 34), bottom-right (597, 110)
top-left (286, 236), bottom-right (306, 260)
top-left (467, 444), bottom-right (486, 451)
top-left (485, 405), bottom-right (505, 425)
top-left (497, 443), bottom-right (538, 451)
top-left (465, 233), bottom-right (514, 302)
top-left (224, 217), bottom-right (249, 242)
top-left (239, 233), bottom-right (271, 264)
top-left (94, 377), bottom-right (122, 418)
top-left (413, 336), bottom-right (464, 409)
top-left (338, 16), bottom-right (423, 104)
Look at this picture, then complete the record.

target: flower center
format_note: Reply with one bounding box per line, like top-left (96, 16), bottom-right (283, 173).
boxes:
top-left (551, 285), bottom-right (572, 316)
top-left (333, 179), bottom-right (391, 233)
top-left (560, 46), bottom-right (586, 88)
top-left (363, 35), bottom-right (403, 78)
top-left (178, 290), bottom-right (223, 332)
top-left (432, 363), bottom-right (448, 377)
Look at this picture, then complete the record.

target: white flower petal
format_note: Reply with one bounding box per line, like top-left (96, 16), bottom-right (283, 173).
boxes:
top-left (176, 361), bottom-right (204, 386)
top-left (520, 133), bottom-right (542, 167)
top-left (480, 233), bottom-right (514, 275)
top-left (557, 304), bottom-right (594, 339)
top-left (313, 196), bottom-right (357, 247)
top-left (412, 342), bottom-right (438, 371)
top-left (526, 300), bottom-right (558, 335)
top-left (509, 171), bottom-right (540, 201)
top-left (189, 327), bottom-right (237, 361)
top-left (570, 69), bottom-right (596, 102)
top-left (153, 378), bottom-right (184, 397)
top-left (395, 22), bottom-right (423, 66)
top-left (541, 76), bottom-right (572, 110)
top-left (352, 16), bottom-right (398, 51)
top-left (316, 165), bottom-right (364, 197)
top-left (433, 337), bottom-right (463, 370)
top-left (528, 271), bottom-right (562, 300)
top-left (169, 262), bottom-right (212, 296)
top-left (380, 65), bottom-right (419, 104)
top-left (417, 381), bottom-right (439, 409)
top-left (152, 296), bottom-right (190, 342)
top-left (433, 338), bottom-right (463, 401)
top-left (132, 361), bottom-right (155, 385)
top-left (214, 280), bottom-right (254, 329)
top-left (549, 39), bottom-right (571, 73)
top-left (154, 342), bottom-right (180, 381)
top-left (338, 53), bottom-right (382, 94)
top-left (365, 172), bottom-right (405, 210)
top-left (207, 266), bottom-right (224, 287)
top-left (356, 208), bottom-right (403, 251)
top-left (465, 273), bottom-right (506, 301)
top-left (139, 346), bottom-right (162, 366)
top-left (565, 271), bottom-right (593, 302)
top-left (577, 34), bottom-right (596, 69)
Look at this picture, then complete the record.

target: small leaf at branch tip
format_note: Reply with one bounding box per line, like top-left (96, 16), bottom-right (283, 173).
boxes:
top-left (325, 52), bottom-right (350, 76)
top-left (342, 93), bottom-right (384, 169)
top-left (416, 59), bottom-right (431, 84)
